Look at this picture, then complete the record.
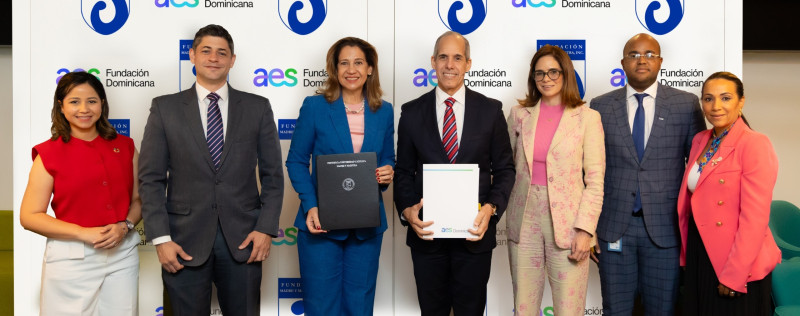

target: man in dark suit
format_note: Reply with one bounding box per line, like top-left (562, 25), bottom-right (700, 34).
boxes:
top-left (394, 31), bottom-right (515, 316)
top-left (139, 24), bottom-right (283, 315)
top-left (589, 33), bottom-right (705, 315)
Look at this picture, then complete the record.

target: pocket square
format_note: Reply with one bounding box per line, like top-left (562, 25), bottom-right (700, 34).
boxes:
top-left (658, 117), bottom-right (664, 120)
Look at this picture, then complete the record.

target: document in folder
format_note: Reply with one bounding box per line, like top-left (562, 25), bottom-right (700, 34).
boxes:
top-left (316, 152), bottom-right (379, 230)
top-left (422, 164), bottom-right (479, 238)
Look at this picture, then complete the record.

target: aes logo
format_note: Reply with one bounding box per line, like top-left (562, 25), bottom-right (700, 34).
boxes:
top-left (635, 0), bottom-right (684, 35)
top-left (278, 0), bottom-right (327, 35)
top-left (56, 68), bottom-right (100, 84)
top-left (253, 68), bottom-right (299, 87)
top-left (412, 68), bottom-right (437, 87)
top-left (609, 68), bottom-right (627, 87)
top-left (438, 0), bottom-right (487, 35)
top-left (80, 0), bottom-right (130, 35)
top-left (511, 0), bottom-right (556, 8)
top-left (154, 0), bottom-right (199, 7)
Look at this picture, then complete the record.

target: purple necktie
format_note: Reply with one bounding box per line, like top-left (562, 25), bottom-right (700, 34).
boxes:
top-left (206, 92), bottom-right (223, 170)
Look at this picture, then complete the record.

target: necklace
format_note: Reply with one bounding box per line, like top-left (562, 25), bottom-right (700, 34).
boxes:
top-left (344, 101), bottom-right (365, 114)
top-left (697, 122), bottom-right (734, 173)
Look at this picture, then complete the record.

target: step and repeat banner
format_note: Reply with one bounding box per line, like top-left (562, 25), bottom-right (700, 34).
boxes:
top-left (13, 1), bottom-right (741, 315)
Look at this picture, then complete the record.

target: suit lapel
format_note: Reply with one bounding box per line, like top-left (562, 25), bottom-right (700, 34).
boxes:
top-left (181, 85), bottom-right (216, 171)
top-left (522, 105), bottom-right (540, 169)
top-left (420, 89), bottom-right (449, 162)
top-left (361, 101), bottom-right (379, 153)
top-left (695, 120), bottom-right (744, 187)
top-left (217, 87), bottom-right (243, 168)
top-left (330, 97), bottom-right (354, 153)
top-left (612, 90), bottom-right (640, 163)
top-left (460, 90), bottom-right (478, 159)
top-left (549, 105), bottom-right (579, 151)
top-left (642, 85), bottom-right (672, 164)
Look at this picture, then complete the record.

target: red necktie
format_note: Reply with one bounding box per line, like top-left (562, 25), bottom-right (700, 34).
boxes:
top-left (442, 97), bottom-right (459, 164)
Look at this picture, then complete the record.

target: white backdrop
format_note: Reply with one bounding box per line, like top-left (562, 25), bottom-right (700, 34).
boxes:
top-left (13, 1), bottom-right (741, 315)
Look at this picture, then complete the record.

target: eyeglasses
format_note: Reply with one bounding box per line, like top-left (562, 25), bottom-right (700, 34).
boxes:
top-left (625, 52), bottom-right (661, 60)
top-left (533, 69), bottom-right (562, 81)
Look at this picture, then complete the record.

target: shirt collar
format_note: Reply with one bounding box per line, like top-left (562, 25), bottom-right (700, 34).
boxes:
top-left (625, 81), bottom-right (658, 100)
top-left (435, 84), bottom-right (466, 106)
top-left (196, 82), bottom-right (229, 103)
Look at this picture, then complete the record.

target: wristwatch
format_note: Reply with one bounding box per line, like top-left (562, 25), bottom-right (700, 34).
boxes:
top-left (123, 219), bottom-right (134, 231)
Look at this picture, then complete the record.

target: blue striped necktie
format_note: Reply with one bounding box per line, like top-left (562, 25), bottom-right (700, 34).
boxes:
top-left (206, 92), bottom-right (223, 170)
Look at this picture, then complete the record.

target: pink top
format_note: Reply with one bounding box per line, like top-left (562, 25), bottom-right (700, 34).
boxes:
top-left (345, 102), bottom-right (365, 153)
top-left (531, 103), bottom-right (564, 185)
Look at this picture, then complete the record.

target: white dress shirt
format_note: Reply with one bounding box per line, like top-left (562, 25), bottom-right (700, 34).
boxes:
top-left (626, 82), bottom-right (658, 148)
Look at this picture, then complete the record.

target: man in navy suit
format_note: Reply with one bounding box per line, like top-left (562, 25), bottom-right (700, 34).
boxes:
top-left (590, 33), bottom-right (705, 315)
top-left (393, 31), bottom-right (515, 316)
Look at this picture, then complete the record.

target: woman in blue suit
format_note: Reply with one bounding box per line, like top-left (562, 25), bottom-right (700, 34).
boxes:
top-left (285, 37), bottom-right (394, 316)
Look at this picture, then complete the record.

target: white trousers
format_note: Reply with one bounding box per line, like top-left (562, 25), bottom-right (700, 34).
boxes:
top-left (40, 230), bottom-right (139, 316)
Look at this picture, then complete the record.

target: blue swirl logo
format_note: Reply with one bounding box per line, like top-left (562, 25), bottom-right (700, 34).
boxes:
top-left (635, 0), bottom-right (684, 35)
top-left (438, 0), bottom-right (488, 35)
top-left (81, 0), bottom-right (130, 35)
top-left (278, 0), bottom-right (327, 35)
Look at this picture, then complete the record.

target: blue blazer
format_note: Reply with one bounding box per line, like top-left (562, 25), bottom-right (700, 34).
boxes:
top-left (286, 94), bottom-right (395, 240)
top-left (590, 83), bottom-right (706, 248)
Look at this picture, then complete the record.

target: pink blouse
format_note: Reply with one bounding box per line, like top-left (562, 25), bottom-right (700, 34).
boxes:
top-left (345, 102), bottom-right (365, 153)
top-left (531, 103), bottom-right (564, 185)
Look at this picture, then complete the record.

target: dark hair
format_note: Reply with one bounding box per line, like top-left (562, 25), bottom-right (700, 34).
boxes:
top-left (702, 71), bottom-right (750, 127)
top-left (433, 31), bottom-right (470, 60)
top-left (193, 24), bottom-right (234, 55)
top-left (518, 45), bottom-right (584, 108)
top-left (51, 72), bottom-right (117, 142)
top-left (318, 37), bottom-right (384, 111)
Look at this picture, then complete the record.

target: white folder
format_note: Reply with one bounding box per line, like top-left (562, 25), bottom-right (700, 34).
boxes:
top-left (422, 164), bottom-right (480, 239)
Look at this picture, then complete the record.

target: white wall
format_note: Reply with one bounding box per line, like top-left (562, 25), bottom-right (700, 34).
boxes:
top-left (0, 46), bottom-right (11, 211)
top-left (742, 51), bottom-right (800, 207)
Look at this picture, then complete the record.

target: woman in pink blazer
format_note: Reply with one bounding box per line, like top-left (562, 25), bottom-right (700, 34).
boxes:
top-left (677, 72), bottom-right (780, 316)
top-left (506, 45), bottom-right (605, 316)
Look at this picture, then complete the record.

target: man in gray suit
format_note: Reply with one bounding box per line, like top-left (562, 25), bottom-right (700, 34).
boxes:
top-left (139, 24), bottom-right (283, 315)
top-left (590, 33), bottom-right (705, 315)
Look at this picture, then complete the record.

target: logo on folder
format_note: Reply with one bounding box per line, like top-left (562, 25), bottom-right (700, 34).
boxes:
top-left (635, 0), bottom-right (684, 35)
top-left (81, 0), bottom-right (130, 35)
top-left (537, 40), bottom-right (586, 99)
top-left (438, 0), bottom-right (487, 35)
top-left (278, 0), bottom-right (327, 35)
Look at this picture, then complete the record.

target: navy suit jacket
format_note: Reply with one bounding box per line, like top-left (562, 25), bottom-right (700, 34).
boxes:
top-left (590, 83), bottom-right (705, 248)
top-left (394, 88), bottom-right (515, 253)
top-left (139, 84), bottom-right (284, 265)
top-left (285, 95), bottom-right (395, 240)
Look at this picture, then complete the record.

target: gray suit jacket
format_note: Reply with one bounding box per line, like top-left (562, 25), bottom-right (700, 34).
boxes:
top-left (590, 83), bottom-right (705, 248)
top-left (139, 84), bottom-right (283, 265)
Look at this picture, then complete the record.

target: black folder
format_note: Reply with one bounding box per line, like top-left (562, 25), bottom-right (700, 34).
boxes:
top-left (316, 152), bottom-right (379, 230)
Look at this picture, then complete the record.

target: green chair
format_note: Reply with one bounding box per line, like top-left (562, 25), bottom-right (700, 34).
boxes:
top-left (773, 259), bottom-right (800, 316)
top-left (0, 210), bottom-right (13, 315)
top-left (770, 200), bottom-right (800, 260)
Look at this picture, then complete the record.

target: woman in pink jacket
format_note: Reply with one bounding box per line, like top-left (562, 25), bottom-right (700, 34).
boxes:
top-left (505, 45), bottom-right (605, 316)
top-left (678, 72), bottom-right (780, 315)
